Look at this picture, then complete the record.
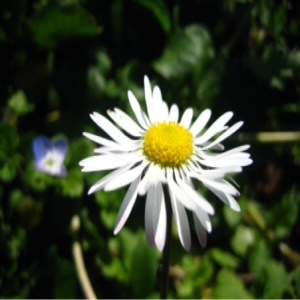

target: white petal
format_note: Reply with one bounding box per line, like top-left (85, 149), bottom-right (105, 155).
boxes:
top-left (91, 112), bottom-right (135, 145)
top-left (208, 187), bottom-right (241, 211)
top-left (145, 184), bottom-right (156, 247)
top-left (79, 154), bottom-right (133, 172)
top-left (174, 170), bottom-right (215, 215)
top-left (193, 166), bottom-right (243, 178)
top-left (220, 144), bottom-right (250, 155)
top-left (145, 183), bottom-right (166, 251)
top-left (200, 178), bottom-right (240, 196)
top-left (197, 155), bottom-right (252, 168)
top-left (114, 176), bottom-right (140, 234)
top-left (190, 109), bottom-right (212, 136)
top-left (144, 76), bottom-right (156, 124)
top-left (157, 99), bottom-right (169, 123)
top-left (104, 161), bottom-right (148, 191)
top-left (94, 146), bottom-right (141, 155)
top-left (195, 111), bottom-right (233, 144)
top-left (153, 85), bottom-right (163, 103)
top-left (83, 132), bottom-right (128, 151)
top-left (87, 164), bottom-right (132, 194)
top-left (198, 152), bottom-right (252, 169)
top-left (169, 188), bottom-right (191, 251)
top-left (169, 104), bottom-right (179, 122)
top-left (152, 86), bottom-right (169, 122)
top-left (193, 214), bottom-right (207, 247)
top-left (166, 169), bottom-right (197, 211)
top-left (202, 121), bottom-right (243, 150)
top-left (180, 108), bottom-right (194, 128)
top-left (137, 164), bottom-right (165, 195)
top-left (193, 206), bottom-right (212, 232)
top-left (155, 189), bottom-right (167, 252)
top-left (200, 145), bottom-right (250, 161)
top-left (128, 91), bottom-right (149, 129)
top-left (107, 109), bottom-right (144, 137)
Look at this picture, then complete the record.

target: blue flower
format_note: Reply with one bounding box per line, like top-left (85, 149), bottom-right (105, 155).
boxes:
top-left (32, 136), bottom-right (68, 177)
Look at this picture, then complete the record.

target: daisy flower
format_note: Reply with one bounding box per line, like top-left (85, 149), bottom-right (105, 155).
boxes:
top-left (32, 136), bottom-right (68, 177)
top-left (79, 76), bottom-right (252, 251)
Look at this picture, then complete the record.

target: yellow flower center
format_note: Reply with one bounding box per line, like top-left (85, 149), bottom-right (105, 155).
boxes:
top-left (143, 122), bottom-right (193, 168)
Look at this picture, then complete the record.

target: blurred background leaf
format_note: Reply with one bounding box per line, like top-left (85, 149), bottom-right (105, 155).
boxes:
top-left (28, 3), bottom-right (101, 48)
top-left (153, 24), bottom-right (214, 80)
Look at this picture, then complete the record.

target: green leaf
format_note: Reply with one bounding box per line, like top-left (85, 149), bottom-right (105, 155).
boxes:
top-left (290, 267), bottom-right (300, 298)
top-left (248, 48), bottom-right (291, 91)
top-left (67, 137), bottom-right (94, 167)
top-left (8, 90), bottom-right (34, 116)
top-left (95, 188), bottom-right (125, 212)
top-left (288, 50), bottom-right (300, 68)
top-left (0, 123), bottom-right (19, 154)
top-left (223, 202), bottom-right (243, 228)
top-left (213, 268), bottom-right (254, 299)
top-left (100, 210), bottom-right (117, 230)
top-left (153, 24), bottom-right (214, 79)
top-left (0, 153), bottom-right (22, 182)
top-left (262, 260), bottom-right (291, 299)
top-left (8, 228), bottom-right (27, 260)
top-left (135, 0), bottom-right (171, 34)
top-left (177, 255), bottom-right (214, 298)
top-left (129, 231), bottom-right (158, 298)
top-left (195, 54), bottom-right (227, 108)
top-left (268, 188), bottom-right (300, 240)
top-left (58, 168), bottom-right (84, 198)
top-left (231, 225), bottom-right (255, 256)
top-left (101, 257), bottom-right (128, 283)
top-left (26, 163), bottom-right (54, 192)
top-left (53, 259), bottom-right (77, 299)
top-left (119, 229), bottom-right (139, 271)
top-left (0, 123), bottom-right (21, 182)
top-left (87, 51), bottom-right (112, 98)
top-left (28, 4), bottom-right (101, 48)
top-left (210, 248), bottom-right (240, 269)
top-left (248, 238), bottom-right (271, 274)
top-left (100, 237), bottom-right (128, 283)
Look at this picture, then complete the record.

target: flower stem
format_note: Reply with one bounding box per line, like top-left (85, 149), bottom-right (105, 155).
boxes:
top-left (160, 185), bottom-right (172, 299)
top-left (238, 131), bottom-right (300, 143)
top-left (71, 215), bottom-right (97, 300)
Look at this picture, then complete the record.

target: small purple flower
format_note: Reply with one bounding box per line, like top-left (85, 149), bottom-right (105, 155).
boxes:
top-left (32, 136), bottom-right (68, 177)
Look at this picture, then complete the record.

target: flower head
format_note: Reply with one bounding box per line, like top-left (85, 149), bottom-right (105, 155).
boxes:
top-left (32, 136), bottom-right (68, 177)
top-left (80, 76), bottom-right (252, 251)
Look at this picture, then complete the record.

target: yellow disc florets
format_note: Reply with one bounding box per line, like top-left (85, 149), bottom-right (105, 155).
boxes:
top-left (143, 122), bottom-right (193, 168)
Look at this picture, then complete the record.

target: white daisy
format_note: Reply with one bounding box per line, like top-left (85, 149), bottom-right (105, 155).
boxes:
top-left (79, 76), bottom-right (252, 251)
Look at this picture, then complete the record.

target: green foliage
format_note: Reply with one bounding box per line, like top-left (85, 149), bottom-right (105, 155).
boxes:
top-left (267, 188), bottom-right (300, 240)
top-left (213, 268), bottom-right (254, 299)
top-left (126, 231), bottom-right (158, 298)
top-left (28, 3), bottom-right (101, 48)
top-left (261, 260), bottom-right (291, 299)
top-left (291, 268), bottom-right (300, 298)
top-left (0, 123), bottom-right (21, 182)
top-left (1, 0), bottom-right (300, 298)
top-left (153, 24), bottom-right (214, 80)
top-left (53, 258), bottom-right (77, 299)
top-left (231, 225), bottom-right (255, 256)
top-left (58, 168), bottom-right (83, 198)
top-left (210, 248), bottom-right (240, 269)
top-left (135, 0), bottom-right (171, 34)
top-left (8, 90), bottom-right (34, 116)
top-left (176, 255), bottom-right (214, 298)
